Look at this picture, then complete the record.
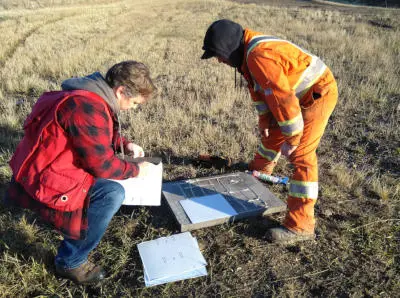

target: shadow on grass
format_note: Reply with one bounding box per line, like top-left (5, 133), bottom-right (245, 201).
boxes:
top-left (119, 199), bottom-right (179, 233)
top-left (237, 215), bottom-right (282, 241)
top-left (160, 153), bottom-right (249, 173)
top-left (0, 190), bottom-right (56, 273)
top-left (0, 123), bottom-right (23, 153)
top-left (0, 123), bottom-right (57, 273)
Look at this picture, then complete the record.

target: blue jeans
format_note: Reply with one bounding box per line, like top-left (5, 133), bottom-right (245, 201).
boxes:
top-left (55, 178), bottom-right (125, 269)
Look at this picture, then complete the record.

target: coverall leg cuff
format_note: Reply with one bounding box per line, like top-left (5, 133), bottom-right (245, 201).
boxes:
top-left (248, 156), bottom-right (276, 175)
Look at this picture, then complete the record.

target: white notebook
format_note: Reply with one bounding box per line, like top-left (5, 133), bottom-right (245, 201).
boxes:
top-left (137, 232), bottom-right (207, 287)
top-left (110, 162), bottom-right (163, 206)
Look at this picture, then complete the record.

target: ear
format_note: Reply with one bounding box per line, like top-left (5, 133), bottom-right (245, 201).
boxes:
top-left (113, 86), bottom-right (126, 100)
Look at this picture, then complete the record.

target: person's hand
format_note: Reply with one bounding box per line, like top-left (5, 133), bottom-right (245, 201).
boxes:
top-left (281, 142), bottom-right (298, 158)
top-left (137, 161), bottom-right (153, 178)
top-left (126, 143), bottom-right (145, 158)
top-left (259, 128), bottom-right (269, 138)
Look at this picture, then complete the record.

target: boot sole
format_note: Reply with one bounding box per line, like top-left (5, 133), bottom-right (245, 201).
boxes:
top-left (56, 271), bottom-right (105, 285)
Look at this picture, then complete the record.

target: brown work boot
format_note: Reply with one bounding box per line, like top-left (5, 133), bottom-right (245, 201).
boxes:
top-left (267, 226), bottom-right (315, 244)
top-left (55, 261), bottom-right (105, 285)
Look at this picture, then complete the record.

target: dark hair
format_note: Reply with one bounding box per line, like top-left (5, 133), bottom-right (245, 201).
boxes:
top-left (105, 61), bottom-right (157, 99)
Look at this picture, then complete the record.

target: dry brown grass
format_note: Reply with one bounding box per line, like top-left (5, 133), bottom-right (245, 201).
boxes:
top-left (0, 0), bottom-right (121, 10)
top-left (0, 0), bottom-right (399, 296)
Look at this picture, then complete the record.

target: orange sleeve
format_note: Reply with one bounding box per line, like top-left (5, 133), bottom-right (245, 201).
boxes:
top-left (246, 83), bottom-right (271, 131)
top-left (247, 52), bottom-right (304, 146)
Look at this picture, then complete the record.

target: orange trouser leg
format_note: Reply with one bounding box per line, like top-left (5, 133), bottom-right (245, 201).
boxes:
top-left (248, 128), bottom-right (285, 174)
top-left (284, 82), bottom-right (338, 233)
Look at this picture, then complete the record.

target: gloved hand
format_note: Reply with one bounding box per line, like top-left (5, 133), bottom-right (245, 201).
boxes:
top-left (259, 128), bottom-right (269, 138)
top-left (281, 142), bottom-right (298, 158)
top-left (258, 118), bottom-right (270, 138)
top-left (126, 143), bottom-right (145, 158)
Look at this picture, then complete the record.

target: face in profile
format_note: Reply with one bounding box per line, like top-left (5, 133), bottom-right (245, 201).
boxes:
top-left (114, 86), bottom-right (148, 111)
top-left (120, 94), bottom-right (147, 111)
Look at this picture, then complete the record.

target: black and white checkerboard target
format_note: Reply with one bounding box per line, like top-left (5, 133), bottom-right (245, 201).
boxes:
top-left (162, 172), bottom-right (286, 231)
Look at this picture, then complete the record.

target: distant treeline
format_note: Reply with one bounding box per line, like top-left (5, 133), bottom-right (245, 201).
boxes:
top-left (325, 0), bottom-right (400, 8)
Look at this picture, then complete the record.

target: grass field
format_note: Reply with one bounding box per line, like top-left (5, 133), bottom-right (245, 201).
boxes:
top-left (0, 0), bottom-right (399, 296)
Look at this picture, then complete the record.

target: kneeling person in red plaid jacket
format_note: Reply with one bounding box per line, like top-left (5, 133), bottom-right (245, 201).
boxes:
top-left (6, 61), bottom-right (157, 285)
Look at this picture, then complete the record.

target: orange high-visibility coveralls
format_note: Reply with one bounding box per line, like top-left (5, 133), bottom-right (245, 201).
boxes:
top-left (242, 29), bottom-right (338, 233)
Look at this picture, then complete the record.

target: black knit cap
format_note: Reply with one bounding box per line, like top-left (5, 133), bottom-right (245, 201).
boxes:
top-left (201, 19), bottom-right (243, 60)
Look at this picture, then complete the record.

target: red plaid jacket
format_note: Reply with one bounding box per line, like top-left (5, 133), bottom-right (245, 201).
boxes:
top-left (7, 90), bottom-right (138, 240)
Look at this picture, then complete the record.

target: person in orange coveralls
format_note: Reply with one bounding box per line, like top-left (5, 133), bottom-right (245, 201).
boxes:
top-left (201, 19), bottom-right (338, 243)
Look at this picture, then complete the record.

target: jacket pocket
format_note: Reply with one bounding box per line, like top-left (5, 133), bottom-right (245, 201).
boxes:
top-left (37, 168), bottom-right (81, 209)
top-left (312, 92), bottom-right (322, 100)
top-left (300, 92), bottom-right (321, 110)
